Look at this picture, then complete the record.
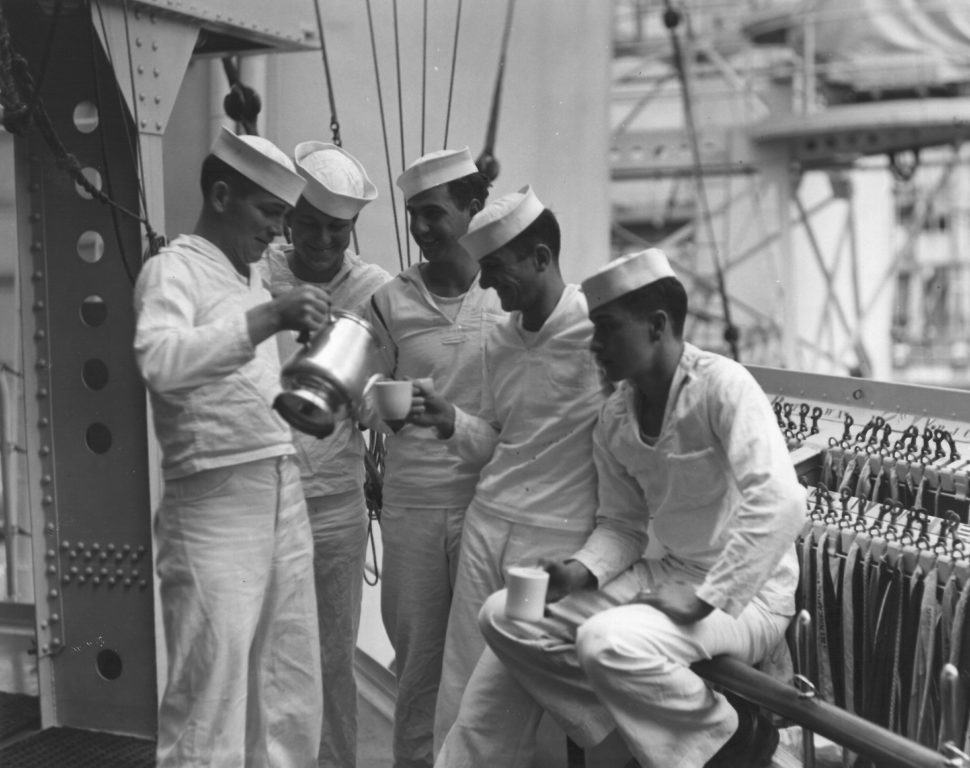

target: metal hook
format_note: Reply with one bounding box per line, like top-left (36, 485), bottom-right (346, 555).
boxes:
top-left (809, 406), bottom-right (822, 436)
top-left (841, 412), bottom-right (855, 443)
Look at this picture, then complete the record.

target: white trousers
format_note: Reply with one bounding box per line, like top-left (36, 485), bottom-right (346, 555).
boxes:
top-left (155, 456), bottom-right (323, 768)
top-left (380, 504), bottom-right (465, 768)
top-left (436, 561), bottom-right (791, 768)
top-left (433, 504), bottom-right (590, 754)
top-left (307, 489), bottom-right (369, 768)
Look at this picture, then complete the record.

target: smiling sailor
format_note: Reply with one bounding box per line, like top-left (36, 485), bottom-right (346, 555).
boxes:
top-left (134, 128), bottom-right (330, 767)
top-left (403, 186), bottom-right (608, 752)
top-left (261, 140), bottom-right (391, 768)
top-left (360, 147), bottom-right (503, 768)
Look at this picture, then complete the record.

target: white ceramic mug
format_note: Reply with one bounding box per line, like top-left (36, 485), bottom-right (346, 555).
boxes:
top-left (374, 380), bottom-right (413, 420)
top-left (505, 566), bottom-right (550, 621)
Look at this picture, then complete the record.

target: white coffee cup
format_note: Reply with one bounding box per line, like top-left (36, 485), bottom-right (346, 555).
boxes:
top-left (374, 380), bottom-right (413, 420)
top-left (505, 566), bottom-right (549, 621)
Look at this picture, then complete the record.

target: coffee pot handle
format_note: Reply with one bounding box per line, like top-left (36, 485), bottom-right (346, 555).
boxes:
top-left (296, 310), bottom-right (335, 346)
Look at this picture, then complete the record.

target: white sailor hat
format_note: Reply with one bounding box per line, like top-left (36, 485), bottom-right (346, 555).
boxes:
top-left (581, 248), bottom-right (677, 311)
top-left (459, 186), bottom-right (544, 260)
top-left (294, 141), bottom-right (378, 219)
top-left (210, 127), bottom-right (305, 207)
top-left (396, 147), bottom-right (479, 201)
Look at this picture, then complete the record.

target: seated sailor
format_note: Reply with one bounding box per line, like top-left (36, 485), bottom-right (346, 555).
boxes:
top-left (435, 247), bottom-right (806, 768)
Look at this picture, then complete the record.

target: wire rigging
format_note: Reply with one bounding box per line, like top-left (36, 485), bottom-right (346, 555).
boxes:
top-left (663, 0), bottom-right (740, 361)
top-left (311, 0), bottom-right (342, 146)
top-left (88, 4), bottom-right (137, 284)
top-left (0, 3), bottom-right (158, 253)
top-left (391, 0), bottom-right (411, 265)
top-left (442, 0), bottom-right (463, 148)
top-left (119, 2), bottom-right (152, 220)
top-left (477, 0), bottom-right (516, 181)
top-left (420, 0), bottom-right (428, 156)
top-left (93, 0), bottom-right (163, 260)
top-left (364, 0), bottom-right (405, 273)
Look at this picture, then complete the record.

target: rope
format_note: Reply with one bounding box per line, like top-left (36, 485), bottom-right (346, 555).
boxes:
top-left (663, 0), bottom-right (740, 360)
top-left (477, 0), bottom-right (516, 181)
top-left (363, 430), bottom-right (385, 587)
top-left (391, 0), bottom-right (411, 266)
top-left (364, 0), bottom-right (405, 272)
top-left (311, 0), bottom-right (341, 146)
top-left (442, 0), bottom-right (463, 148)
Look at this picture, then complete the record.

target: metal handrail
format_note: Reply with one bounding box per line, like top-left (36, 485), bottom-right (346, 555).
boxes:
top-left (691, 653), bottom-right (963, 768)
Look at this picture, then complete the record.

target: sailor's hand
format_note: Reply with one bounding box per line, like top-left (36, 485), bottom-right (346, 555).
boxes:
top-left (273, 285), bottom-right (332, 335)
top-left (634, 581), bottom-right (713, 625)
top-left (406, 380), bottom-right (456, 438)
top-left (543, 559), bottom-right (596, 603)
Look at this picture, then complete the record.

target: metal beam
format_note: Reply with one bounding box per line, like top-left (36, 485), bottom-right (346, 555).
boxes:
top-left (8, 0), bottom-right (156, 736)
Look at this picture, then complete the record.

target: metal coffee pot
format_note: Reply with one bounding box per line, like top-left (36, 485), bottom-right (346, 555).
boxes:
top-left (273, 310), bottom-right (382, 438)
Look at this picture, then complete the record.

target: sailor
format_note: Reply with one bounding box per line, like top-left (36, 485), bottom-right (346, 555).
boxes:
top-left (134, 128), bottom-right (327, 767)
top-left (261, 141), bottom-right (391, 768)
top-left (361, 147), bottom-right (503, 768)
top-left (435, 248), bottom-right (806, 768)
top-left (404, 186), bottom-right (608, 750)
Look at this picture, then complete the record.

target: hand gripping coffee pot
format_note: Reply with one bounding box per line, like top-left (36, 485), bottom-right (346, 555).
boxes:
top-left (273, 310), bottom-right (382, 438)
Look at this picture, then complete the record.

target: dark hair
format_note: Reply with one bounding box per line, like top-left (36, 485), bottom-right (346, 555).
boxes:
top-left (613, 277), bottom-right (688, 337)
top-left (445, 171), bottom-right (491, 210)
top-left (199, 154), bottom-right (263, 199)
top-left (506, 208), bottom-right (561, 262)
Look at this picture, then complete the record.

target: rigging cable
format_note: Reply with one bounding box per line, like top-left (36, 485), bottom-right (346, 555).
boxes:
top-left (662, 0), bottom-right (740, 361)
top-left (117, 0), bottom-right (162, 257)
top-left (391, 0), bottom-right (412, 265)
top-left (92, 0), bottom-right (164, 266)
top-left (364, 0), bottom-right (405, 272)
top-left (442, 0), bottom-right (463, 148)
top-left (89, 2), bottom-right (138, 284)
top-left (92, 0), bottom-right (164, 259)
top-left (118, 0), bottom-right (150, 214)
top-left (0, 4), bottom-right (157, 250)
top-left (310, 0), bottom-right (359, 253)
top-left (311, 0), bottom-right (342, 147)
top-left (420, 0), bottom-right (428, 155)
top-left (477, 0), bottom-right (517, 182)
